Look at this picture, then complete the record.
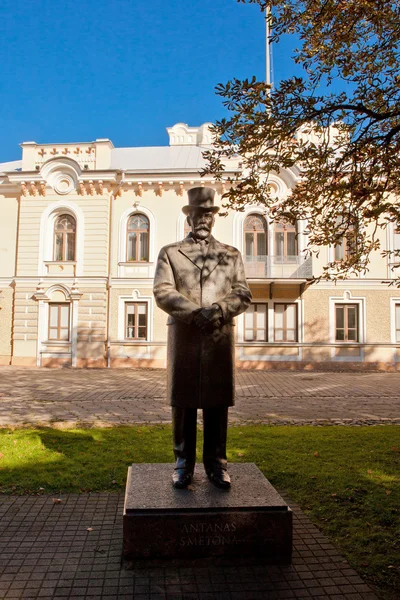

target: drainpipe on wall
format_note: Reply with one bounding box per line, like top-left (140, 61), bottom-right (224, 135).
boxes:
top-left (106, 171), bottom-right (125, 368)
top-left (11, 195), bottom-right (22, 366)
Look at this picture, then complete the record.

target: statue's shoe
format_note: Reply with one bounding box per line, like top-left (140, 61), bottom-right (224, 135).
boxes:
top-left (207, 468), bottom-right (231, 489)
top-left (172, 468), bottom-right (193, 489)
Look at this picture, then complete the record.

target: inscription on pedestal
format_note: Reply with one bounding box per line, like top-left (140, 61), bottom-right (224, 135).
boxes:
top-left (123, 463), bottom-right (292, 562)
top-left (179, 521), bottom-right (237, 547)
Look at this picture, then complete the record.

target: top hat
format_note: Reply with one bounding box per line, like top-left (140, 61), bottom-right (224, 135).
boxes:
top-left (182, 187), bottom-right (219, 215)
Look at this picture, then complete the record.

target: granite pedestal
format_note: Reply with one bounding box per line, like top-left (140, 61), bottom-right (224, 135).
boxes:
top-left (123, 463), bottom-right (292, 562)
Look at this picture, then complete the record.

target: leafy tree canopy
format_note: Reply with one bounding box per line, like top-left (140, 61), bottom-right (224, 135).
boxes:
top-left (203, 0), bottom-right (400, 281)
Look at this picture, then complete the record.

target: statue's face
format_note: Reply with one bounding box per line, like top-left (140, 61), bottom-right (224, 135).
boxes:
top-left (188, 210), bottom-right (215, 240)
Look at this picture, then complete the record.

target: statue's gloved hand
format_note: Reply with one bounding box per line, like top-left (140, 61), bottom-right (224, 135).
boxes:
top-left (193, 304), bottom-right (223, 331)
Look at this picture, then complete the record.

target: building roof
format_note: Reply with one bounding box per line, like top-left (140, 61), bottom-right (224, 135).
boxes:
top-left (0, 124), bottom-right (239, 175)
top-left (110, 145), bottom-right (209, 172)
top-left (0, 160), bottom-right (22, 172)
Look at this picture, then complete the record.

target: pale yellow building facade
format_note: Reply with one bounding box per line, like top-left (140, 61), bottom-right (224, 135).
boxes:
top-left (1, 123), bottom-right (399, 370)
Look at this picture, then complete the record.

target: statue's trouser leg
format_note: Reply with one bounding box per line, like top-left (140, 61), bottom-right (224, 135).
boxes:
top-left (172, 406), bottom-right (197, 472)
top-left (202, 407), bottom-right (228, 472)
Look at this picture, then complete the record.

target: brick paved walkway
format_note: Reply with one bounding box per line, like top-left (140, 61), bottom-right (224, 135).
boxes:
top-left (0, 367), bottom-right (399, 427)
top-left (0, 369), bottom-right (393, 599)
top-left (0, 493), bottom-right (379, 600)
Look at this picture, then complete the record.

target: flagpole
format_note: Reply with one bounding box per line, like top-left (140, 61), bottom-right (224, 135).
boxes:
top-left (265, 7), bottom-right (271, 88)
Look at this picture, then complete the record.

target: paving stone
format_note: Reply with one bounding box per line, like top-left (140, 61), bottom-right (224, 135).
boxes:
top-left (0, 493), bottom-right (380, 600)
top-left (0, 367), bottom-right (399, 426)
top-left (0, 368), bottom-right (393, 599)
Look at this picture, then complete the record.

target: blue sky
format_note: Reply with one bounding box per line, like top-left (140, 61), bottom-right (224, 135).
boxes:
top-left (0, 0), bottom-right (299, 162)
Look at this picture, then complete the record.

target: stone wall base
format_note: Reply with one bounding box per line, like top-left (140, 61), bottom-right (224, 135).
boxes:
top-left (41, 358), bottom-right (72, 368)
top-left (76, 357), bottom-right (107, 368)
top-left (11, 357), bottom-right (37, 367)
top-left (5, 357), bottom-right (400, 371)
top-left (236, 360), bottom-right (400, 372)
top-left (110, 357), bottom-right (165, 369)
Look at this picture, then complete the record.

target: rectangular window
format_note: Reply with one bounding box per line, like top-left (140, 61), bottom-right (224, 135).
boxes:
top-left (48, 303), bottom-right (70, 341)
top-left (395, 304), bottom-right (400, 343)
top-left (125, 303), bottom-right (148, 340)
top-left (244, 304), bottom-right (268, 342)
top-left (274, 303), bottom-right (297, 342)
top-left (335, 304), bottom-right (359, 342)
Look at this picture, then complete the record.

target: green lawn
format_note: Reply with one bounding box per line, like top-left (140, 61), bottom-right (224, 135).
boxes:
top-left (0, 425), bottom-right (399, 597)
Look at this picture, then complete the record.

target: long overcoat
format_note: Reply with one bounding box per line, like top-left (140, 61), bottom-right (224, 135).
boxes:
top-left (153, 235), bottom-right (252, 408)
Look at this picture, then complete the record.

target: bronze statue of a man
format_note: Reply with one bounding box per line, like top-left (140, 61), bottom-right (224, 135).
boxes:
top-left (153, 187), bottom-right (252, 489)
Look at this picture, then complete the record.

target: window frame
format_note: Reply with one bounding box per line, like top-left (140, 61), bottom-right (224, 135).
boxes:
top-left (53, 214), bottom-right (76, 262)
top-left (244, 213), bottom-right (268, 259)
top-left (244, 303), bottom-right (268, 342)
top-left (392, 228), bottom-right (400, 265)
top-left (274, 219), bottom-right (297, 262)
top-left (335, 303), bottom-right (359, 343)
top-left (48, 303), bottom-right (70, 341)
top-left (334, 235), bottom-right (355, 262)
top-left (333, 219), bottom-right (359, 262)
top-left (395, 303), bottom-right (400, 343)
top-left (126, 213), bottom-right (150, 263)
top-left (125, 302), bottom-right (148, 341)
top-left (274, 303), bottom-right (298, 342)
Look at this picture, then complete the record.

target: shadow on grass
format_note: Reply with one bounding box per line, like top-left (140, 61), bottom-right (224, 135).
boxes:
top-left (0, 425), bottom-right (399, 596)
top-left (0, 426), bottom-right (174, 494)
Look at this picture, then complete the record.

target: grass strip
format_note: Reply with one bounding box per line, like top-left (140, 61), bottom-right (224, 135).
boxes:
top-left (0, 424), bottom-right (399, 596)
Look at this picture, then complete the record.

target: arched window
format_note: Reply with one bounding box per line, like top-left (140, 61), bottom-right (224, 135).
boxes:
top-left (244, 214), bottom-right (268, 259)
top-left (274, 219), bottom-right (297, 262)
top-left (127, 214), bottom-right (149, 262)
top-left (54, 214), bottom-right (76, 261)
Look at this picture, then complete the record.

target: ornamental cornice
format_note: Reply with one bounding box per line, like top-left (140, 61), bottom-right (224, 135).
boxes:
top-left (3, 167), bottom-right (247, 199)
top-left (7, 164), bottom-right (119, 197)
top-left (108, 179), bottom-right (237, 198)
top-left (8, 178), bottom-right (240, 199)
top-left (14, 276), bottom-right (109, 285)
